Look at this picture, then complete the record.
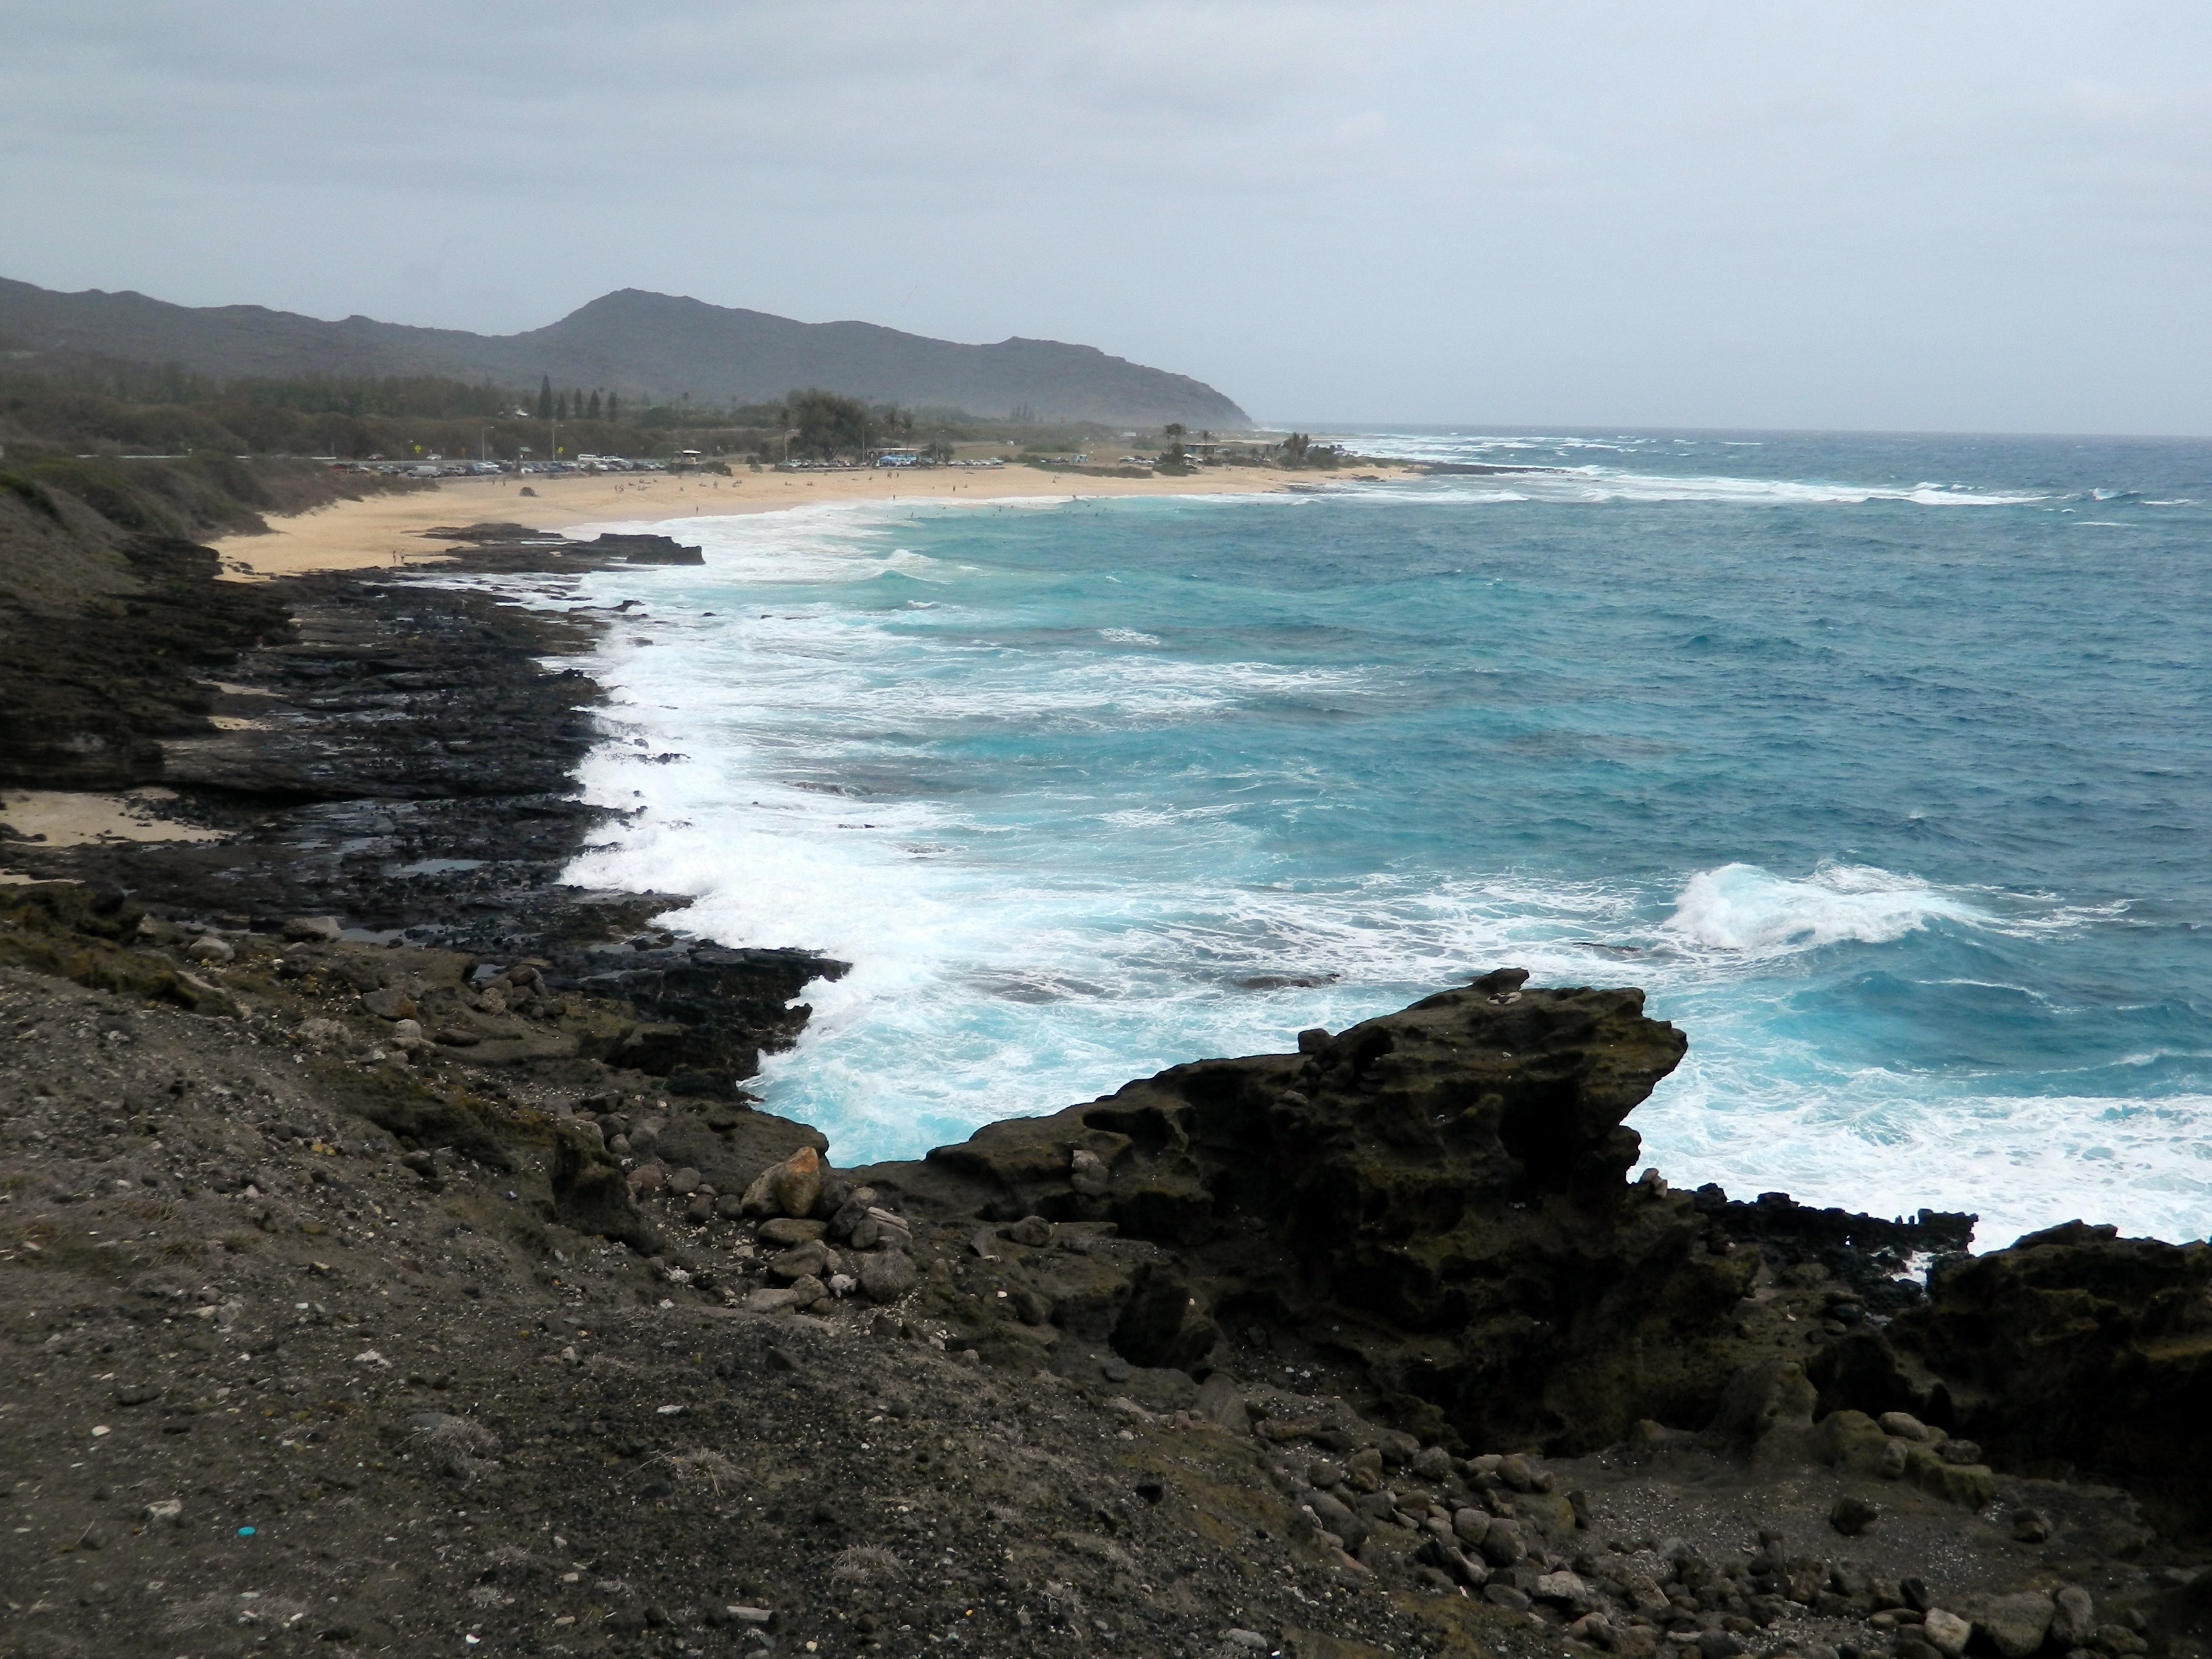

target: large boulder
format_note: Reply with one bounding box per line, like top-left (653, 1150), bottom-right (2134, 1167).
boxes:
top-left (864, 971), bottom-right (1763, 1452)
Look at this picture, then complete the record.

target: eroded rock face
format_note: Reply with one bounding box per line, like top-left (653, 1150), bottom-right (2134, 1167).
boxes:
top-left (865, 970), bottom-right (1767, 1452)
top-left (1874, 1221), bottom-right (2212, 1532)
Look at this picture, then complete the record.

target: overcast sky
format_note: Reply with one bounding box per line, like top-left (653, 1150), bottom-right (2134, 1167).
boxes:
top-left (5, 2), bottom-right (2209, 433)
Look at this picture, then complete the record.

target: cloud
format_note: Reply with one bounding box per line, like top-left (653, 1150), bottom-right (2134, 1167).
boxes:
top-left (2, 0), bottom-right (2210, 431)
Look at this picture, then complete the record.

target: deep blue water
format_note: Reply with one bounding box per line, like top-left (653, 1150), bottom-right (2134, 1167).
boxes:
top-left (559, 430), bottom-right (2212, 1247)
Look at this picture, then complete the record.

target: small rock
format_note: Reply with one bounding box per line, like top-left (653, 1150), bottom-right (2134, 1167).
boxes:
top-left (1479, 1518), bottom-right (1527, 1565)
top-left (715, 1194), bottom-right (747, 1221)
top-left (1006, 1214), bottom-right (1054, 1247)
top-left (1921, 1608), bottom-right (1971, 1657)
top-left (1936, 1437), bottom-right (1983, 1465)
top-left (828, 1273), bottom-right (857, 1296)
top-left (185, 937), bottom-right (235, 963)
top-left (1536, 1570), bottom-right (1598, 1614)
top-left (1102, 1356), bottom-right (1132, 1383)
top-left (2050, 1586), bottom-right (2095, 1648)
top-left (360, 987), bottom-right (414, 1020)
top-left (114, 1384), bottom-right (159, 1407)
top-left (966, 1227), bottom-right (1001, 1260)
top-left (433, 1026), bottom-right (481, 1048)
top-left (1069, 1147), bottom-right (1110, 1197)
top-left (389, 1017), bottom-right (424, 1048)
top-left (1974, 1591), bottom-right (2055, 1659)
top-left (630, 1164), bottom-right (666, 1193)
top-left (1498, 1453), bottom-right (1538, 1491)
top-left (1224, 1632), bottom-right (1268, 1652)
top-left (685, 1196), bottom-right (714, 1225)
top-left (858, 1249), bottom-right (917, 1304)
top-left (1569, 1611), bottom-right (1614, 1647)
top-left (743, 1287), bottom-right (798, 1314)
top-left (1694, 1632), bottom-right (1745, 1659)
top-left (758, 1217), bottom-right (827, 1246)
top-left (283, 916), bottom-right (344, 942)
top-left (1484, 1583), bottom-right (1532, 1613)
top-left (1878, 1411), bottom-right (1933, 1441)
top-left (1297, 1027), bottom-right (1331, 1054)
top-left (1453, 1507), bottom-right (1491, 1546)
top-left (769, 1240), bottom-right (835, 1282)
top-left (2013, 1509), bottom-right (2051, 1544)
top-left (142, 1499), bottom-right (182, 1524)
top-left (1412, 1444), bottom-right (1453, 1481)
top-left (1828, 1496), bottom-right (1881, 1537)
top-left (1878, 1438), bottom-right (1909, 1478)
top-left (788, 1273), bottom-right (826, 1309)
top-left (668, 1166), bottom-right (703, 1195)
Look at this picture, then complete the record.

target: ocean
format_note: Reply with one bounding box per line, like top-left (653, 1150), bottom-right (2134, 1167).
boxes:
top-left (550, 430), bottom-right (2212, 1250)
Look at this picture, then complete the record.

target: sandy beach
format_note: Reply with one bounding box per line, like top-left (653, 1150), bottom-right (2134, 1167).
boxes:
top-left (210, 462), bottom-right (1412, 579)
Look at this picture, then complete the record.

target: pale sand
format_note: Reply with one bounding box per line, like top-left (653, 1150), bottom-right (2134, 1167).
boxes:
top-left (1, 788), bottom-right (227, 882)
top-left (210, 463), bottom-right (1413, 580)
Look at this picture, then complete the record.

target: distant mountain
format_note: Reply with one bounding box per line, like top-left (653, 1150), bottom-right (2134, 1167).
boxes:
top-left (0, 278), bottom-right (1249, 428)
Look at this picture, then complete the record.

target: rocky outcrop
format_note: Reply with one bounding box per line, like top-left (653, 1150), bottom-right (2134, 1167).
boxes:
top-left (1817, 1221), bottom-right (2212, 1535)
top-left (863, 969), bottom-right (1779, 1453)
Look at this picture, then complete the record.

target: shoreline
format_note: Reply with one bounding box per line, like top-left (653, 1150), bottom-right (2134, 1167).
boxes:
top-left (2, 497), bottom-right (2208, 1650)
top-left (210, 461), bottom-right (1417, 579)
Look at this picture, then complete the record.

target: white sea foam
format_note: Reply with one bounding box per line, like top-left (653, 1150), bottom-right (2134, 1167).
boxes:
top-left (1664, 862), bottom-right (1989, 952)
top-left (547, 491), bottom-right (2205, 1248)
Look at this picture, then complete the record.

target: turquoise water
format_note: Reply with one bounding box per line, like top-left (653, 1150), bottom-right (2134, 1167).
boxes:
top-left (560, 431), bottom-right (2212, 1248)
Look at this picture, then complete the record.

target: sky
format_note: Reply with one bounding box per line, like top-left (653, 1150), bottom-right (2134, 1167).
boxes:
top-left (5, 2), bottom-right (2210, 433)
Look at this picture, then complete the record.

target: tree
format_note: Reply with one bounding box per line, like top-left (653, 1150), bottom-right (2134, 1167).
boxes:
top-left (587, 390), bottom-right (602, 420)
top-left (555, 391), bottom-right (568, 420)
top-left (536, 376), bottom-right (553, 420)
top-left (785, 387), bottom-right (869, 459)
top-left (606, 392), bottom-right (621, 422)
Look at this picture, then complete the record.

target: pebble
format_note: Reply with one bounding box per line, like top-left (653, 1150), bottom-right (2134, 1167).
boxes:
top-left (1225, 1631), bottom-right (1268, 1651)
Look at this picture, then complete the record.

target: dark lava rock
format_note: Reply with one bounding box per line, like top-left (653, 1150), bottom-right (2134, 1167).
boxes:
top-left (864, 967), bottom-right (1770, 1452)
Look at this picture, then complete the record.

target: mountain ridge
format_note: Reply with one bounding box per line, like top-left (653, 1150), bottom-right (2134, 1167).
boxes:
top-left (0, 276), bottom-right (1250, 427)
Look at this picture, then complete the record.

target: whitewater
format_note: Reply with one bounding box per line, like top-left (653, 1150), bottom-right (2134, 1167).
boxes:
top-left (549, 430), bottom-right (2212, 1250)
